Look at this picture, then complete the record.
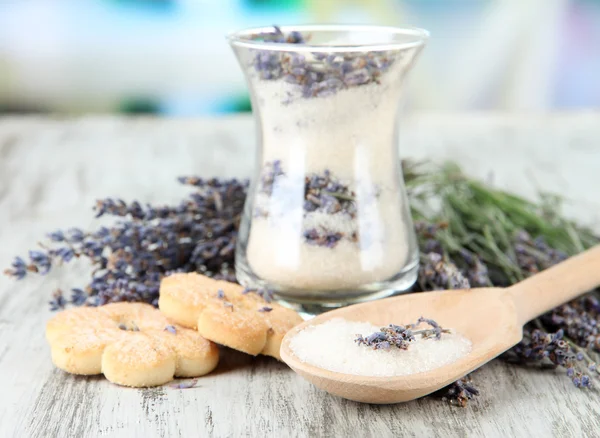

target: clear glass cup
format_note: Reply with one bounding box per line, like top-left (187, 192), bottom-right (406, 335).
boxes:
top-left (228, 24), bottom-right (429, 313)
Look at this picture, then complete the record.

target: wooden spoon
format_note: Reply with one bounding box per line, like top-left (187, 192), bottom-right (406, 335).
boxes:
top-left (280, 246), bottom-right (600, 404)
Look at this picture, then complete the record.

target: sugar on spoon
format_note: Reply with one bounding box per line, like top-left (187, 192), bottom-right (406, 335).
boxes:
top-left (280, 245), bottom-right (600, 404)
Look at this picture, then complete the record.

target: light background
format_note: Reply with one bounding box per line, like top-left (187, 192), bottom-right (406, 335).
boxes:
top-left (1, 0), bottom-right (599, 115)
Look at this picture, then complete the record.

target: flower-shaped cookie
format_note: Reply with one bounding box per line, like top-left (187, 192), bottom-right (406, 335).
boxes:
top-left (46, 302), bottom-right (219, 387)
top-left (159, 273), bottom-right (303, 359)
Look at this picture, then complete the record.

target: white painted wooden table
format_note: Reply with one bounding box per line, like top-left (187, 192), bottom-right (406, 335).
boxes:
top-left (1, 114), bottom-right (599, 438)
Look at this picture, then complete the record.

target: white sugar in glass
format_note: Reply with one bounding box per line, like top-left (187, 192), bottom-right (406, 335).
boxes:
top-left (229, 25), bottom-right (429, 313)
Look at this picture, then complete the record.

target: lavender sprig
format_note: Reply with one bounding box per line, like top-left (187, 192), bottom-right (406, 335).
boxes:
top-left (433, 376), bottom-right (480, 407)
top-left (503, 328), bottom-right (593, 388)
top-left (6, 177), bottom-right (247, 307)
top-left (355, 317), bottom-right (450, 350)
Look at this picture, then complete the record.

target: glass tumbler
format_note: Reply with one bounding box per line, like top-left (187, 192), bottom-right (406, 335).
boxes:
top-left (228, 25), bottom-right (429, 313)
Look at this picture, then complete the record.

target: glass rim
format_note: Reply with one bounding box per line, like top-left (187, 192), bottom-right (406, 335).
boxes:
top-left (227, 24), bottom-right (429, 53)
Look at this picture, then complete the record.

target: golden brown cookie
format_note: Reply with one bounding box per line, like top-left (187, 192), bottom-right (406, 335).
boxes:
top-left (46, 302), bottom-right (219, 387)
top-left (159, 273), bottom-right (303, 359)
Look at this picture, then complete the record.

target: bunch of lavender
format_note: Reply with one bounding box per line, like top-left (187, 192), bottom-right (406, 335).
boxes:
top-left (251, 26), bottom-right (395, 99)
top-left (543, 295), bottom-right (600, 351)
top-left (404, 160), bottom-right (600, 395)
top-left (503, 328), bottom-right (594, 387)
top-left (355, 317), bottom-right (450, 350)
top-left (5, 177), bottom-right (247, 309)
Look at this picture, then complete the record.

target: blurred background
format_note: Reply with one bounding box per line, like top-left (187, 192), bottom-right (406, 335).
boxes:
top-left (0, 0), bottom-right (599, 116)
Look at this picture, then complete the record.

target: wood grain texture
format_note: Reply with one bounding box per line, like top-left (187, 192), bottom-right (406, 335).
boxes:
top-left (1, 114), bottom-right (599, 438)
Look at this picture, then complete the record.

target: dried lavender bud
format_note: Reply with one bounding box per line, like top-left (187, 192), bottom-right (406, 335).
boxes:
top-left (303, 228), bottom-right (344, 249)
top-left (164, 325), bottom-right (177, 334)
top-left (169, 379), bottom-right (199, 389)
top-left (28, 250), bottom-right (52, 275)
top-left (416, 317), bottom-right (444, 340)
top-left (242, 287), bottom-right (274, 303)
top-left (219, 291), bottom-right (234, 311)
top-left (581, 375), bottom-right (592, 387)
top-left (258, 306), bottom-right (273, 313)
top-left (70, 288), bottom-right (87, 306)
top-left (3, 256), bottom-right (28, 280)
top-left (47, 231), bottom-right (66, 242)
top-left (49, 289), bottom-right (67, 311)
top-left (433, 376), bottom-right (479, 407)
top-left (502, 327), bottom-right (597, 389)
top-left (457, 249), bottom-right (490, 287)
top-left (542, 295), bottom-right (600, 352)
top-left (257, 160), bottom-right (285, 197)
top-left (418, 252), bottom-right (470, 291)
top-left (512, 231), bottom-right (569, 275)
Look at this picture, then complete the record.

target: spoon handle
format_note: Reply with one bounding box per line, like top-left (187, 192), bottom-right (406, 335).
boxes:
top-left (508, 245), bottom-right (600, 325)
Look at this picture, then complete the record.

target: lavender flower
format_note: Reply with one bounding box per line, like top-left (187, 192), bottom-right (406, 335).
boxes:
top-left (169, 379), bottom-right (199, 389)
top-left (28, 250), bottom-right (51, 275)
top-left (303, 228), bottom-right (344, 249)
top-left (542, 295), bottom-right (600, 352)
top-left (258, 306), bottom-right (273, 313)
top-left (3, 256), bottom-right (27, 279)
top-left (418, 252), bottom-right (470, 291)
top-left (356, 317), bottom-right (450, 350)
top-left (47, 231), bottom-right (66, 242)
top-left (164, 325), bottom-right (177, 334)
top-left (6, 177), bottom-right (248, 310)
top-left (242, 287), bottom-right (274, 303)
top-left (433, 376), bottom-right (479, 407)
top-left (49, 289), bottom-right (66, 311)
top-left (250, 27), bottom-right (396, 100)
top-left (503, 328), bottom-right (595, 388)
top-left (70, 288), bottom-right (87, 306)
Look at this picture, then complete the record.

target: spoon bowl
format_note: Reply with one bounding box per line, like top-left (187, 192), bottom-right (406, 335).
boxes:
top-left (280, 246), bottom-right (600, 404)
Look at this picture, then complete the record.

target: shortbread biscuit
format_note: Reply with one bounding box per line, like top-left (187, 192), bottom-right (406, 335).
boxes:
top-left (46, 302), bottom-right (219, 387)
top-left (159, 273), bottom-right (303, 359)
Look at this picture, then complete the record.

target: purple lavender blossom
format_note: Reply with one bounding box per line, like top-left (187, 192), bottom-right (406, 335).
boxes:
top-left (5, 177), bottom-right (248, 310)
top-left (169, 379), bottom-right (199, 389)
top-left (249, 27), bottom-right (396, 100)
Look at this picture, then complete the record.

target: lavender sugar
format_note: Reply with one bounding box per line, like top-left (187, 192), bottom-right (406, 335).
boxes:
top-left (244, 44), bottom-right (416, 292)
top-left (289, 318), bottom-right (472, 377)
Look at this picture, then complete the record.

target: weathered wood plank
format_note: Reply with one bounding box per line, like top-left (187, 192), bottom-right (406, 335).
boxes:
top-left (1, 114), bottom-right (599, 438)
